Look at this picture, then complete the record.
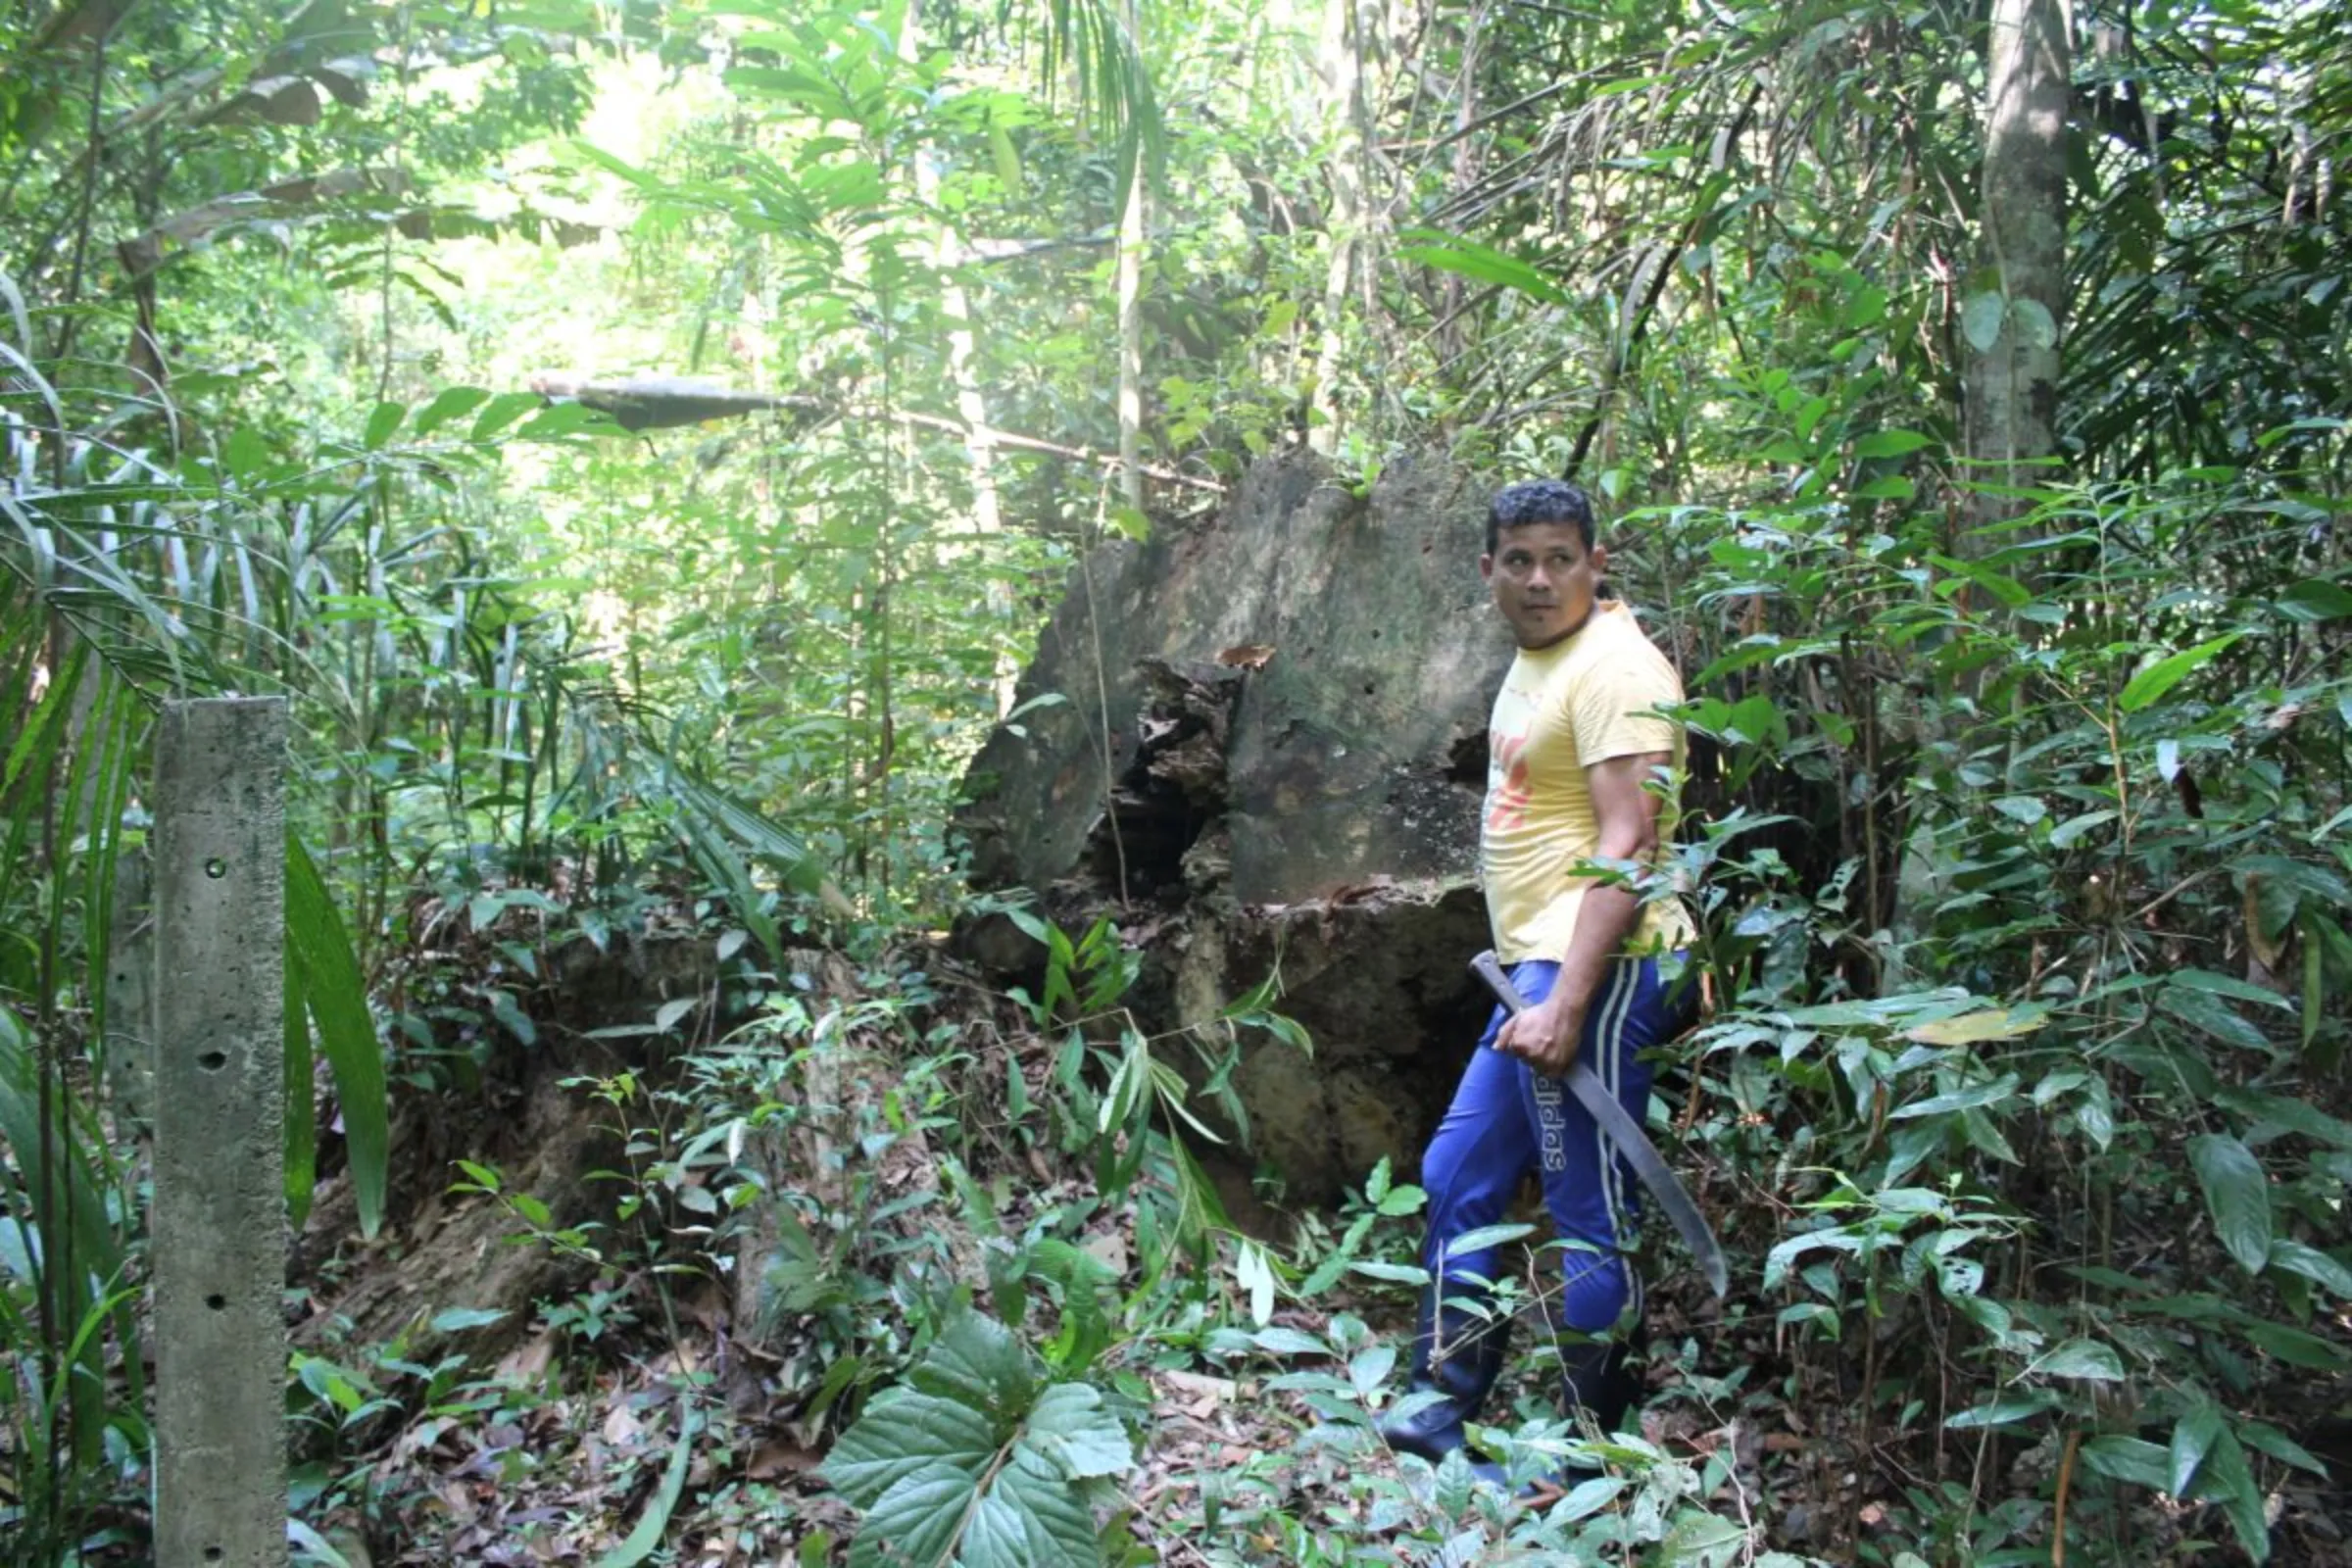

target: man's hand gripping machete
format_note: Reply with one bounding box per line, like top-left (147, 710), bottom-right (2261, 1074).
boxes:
top-left (1470, 950), bottom-right (1728, 1298)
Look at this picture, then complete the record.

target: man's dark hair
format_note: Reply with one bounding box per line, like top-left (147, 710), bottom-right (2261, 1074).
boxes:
top-left (1485, 479), bottom-right (1595, 555)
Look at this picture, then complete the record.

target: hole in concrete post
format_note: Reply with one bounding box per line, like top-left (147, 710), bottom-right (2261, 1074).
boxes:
top-left (205, 1549), bottom-right (223, 1563)
top-left (203, 858), bottom-right (227, 878)
top-left (205, 1294), bottom-right (226, 1310)
top-left (199, 1051), bottom-right (226, 1071)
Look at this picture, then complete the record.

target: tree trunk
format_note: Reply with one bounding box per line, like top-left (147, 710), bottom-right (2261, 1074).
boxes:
top-left (1964, 0), bottom-right (2071, 543)
top-left (902, 0), bottom-right (1020, 715)
top-left (956, 450), bottom-right (1513, 1200)
top-left (1308, 0), bottom-right (1364, 455)
top-left (1115, 0), bottom-right (1148, 515)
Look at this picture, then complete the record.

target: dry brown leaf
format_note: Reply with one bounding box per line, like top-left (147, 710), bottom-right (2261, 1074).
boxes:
top-left (747, 1440), bottom-right (821, 1481)
top-left (496, 1332), bottom-right (558, 1384)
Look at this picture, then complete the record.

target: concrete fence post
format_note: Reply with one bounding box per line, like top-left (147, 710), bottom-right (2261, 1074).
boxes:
top-left (153, 697), bottom-right (289, 1568)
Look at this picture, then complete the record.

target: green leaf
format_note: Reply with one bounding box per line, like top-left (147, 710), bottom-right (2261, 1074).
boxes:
top-left (363, 400), bottom-right (406, 450)
top-left (2213, 1087), bottom-right (2352, 1149)
top-left (1658, 1506), bottom-right (1748, 1566)
top-left (822, 1388), bottom-right (996, 1508)
top-left (2194, 1430), bottom-right (2272, 1563)
top-left (1889, 1074), bottom-right (2019, 1119)
top-left (987, 1446), bottom-right (1105, 1567)
top-left (2118, 634), bottom-right (2242, 712)
top-left (2237, 1419), bottom-right (2328, 1476)
top-left (593, 1405), bottom-right (695, 1568)
top-left (286, 833), bottom-right (388, 1238)
top-left (2171, 1402), bottom-right (2224, 1495)
top-left (2159, 987), bottom-right (2274, 1053)
top-left (429, 1307), bottom-right (510, 1333)
top-left (413, 385), bottom-right (491, 436)
top-left (1559, 1475), bottom-right (1627, 1519)
top-left (2242, 1319), bottom-right (2350, 1369)
top-left (908, 1306), bottom-right (1034, 1419)
top-left (1944, 1393), bottom-right (2059, 1429)
top-left (2009, 297), bottom-right (2057, 350)
top-left (2080, 1435), bottom-right (2171, 1490)
top-left (2276, 578), bottom-right (2352, 623)
top-left (2033, 1339), bottom-right (2125, 1381)
top-left (1991, 795), bottom-right (2046, 825)
top-left (2266, 1240), bottom-right (2352, 1298)
top-left (2047, 808), bottom-right (2117, 849)
top-left (854, 1459), bottom-right (981, 1568)
top-left (1443, 1222), bottom-right (1537, 1254)
top-left (1026, 1383), bottom-right (1131, 1479)
top-left (820, 1304), bottom-right (1131, 1568)
top-left (2170, 969), bottom-right (2295, 1012)
top-left (2187, 1133), bottom-right (2273, 1274)
top-left (1852, 429), bottom-right (1932, 459)
top-left (1961, 290), bottom-right (2006, 353)
top-left (1396, 230), bottom-right (1567, 304)
top-left (469, 390), bottom-right (544, 441)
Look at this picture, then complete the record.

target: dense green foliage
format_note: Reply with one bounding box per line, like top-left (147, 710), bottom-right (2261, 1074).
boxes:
top-left (3, 0), bottom-right (2348, 1561)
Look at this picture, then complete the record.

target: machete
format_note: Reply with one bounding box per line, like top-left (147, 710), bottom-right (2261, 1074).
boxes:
top-left (1470, 950), bottom-right (1729, 1298)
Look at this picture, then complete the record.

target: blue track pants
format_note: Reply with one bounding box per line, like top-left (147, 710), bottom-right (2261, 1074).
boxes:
top-left (1419, 956), bottom-right (1681, 1336)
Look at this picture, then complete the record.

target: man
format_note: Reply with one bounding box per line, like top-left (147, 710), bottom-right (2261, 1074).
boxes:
top-left (1377, 478), bottom-right (1694, 1486)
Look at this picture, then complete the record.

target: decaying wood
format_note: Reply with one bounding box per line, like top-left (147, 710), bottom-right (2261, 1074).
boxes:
top-left (956, 448), bottom-right (1514, 1200)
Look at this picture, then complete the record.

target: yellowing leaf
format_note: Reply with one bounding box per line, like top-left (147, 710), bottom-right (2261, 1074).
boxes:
top-left (1904, 1009), bottom-right (2044, 1046)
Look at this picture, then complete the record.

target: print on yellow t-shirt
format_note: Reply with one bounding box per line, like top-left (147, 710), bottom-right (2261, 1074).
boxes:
top-left (1482, 602), bottom-right (1696, 963)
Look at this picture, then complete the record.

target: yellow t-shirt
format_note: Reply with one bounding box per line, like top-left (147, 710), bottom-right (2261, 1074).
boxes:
top-left (1482, 601), bottom-right (1695, 962)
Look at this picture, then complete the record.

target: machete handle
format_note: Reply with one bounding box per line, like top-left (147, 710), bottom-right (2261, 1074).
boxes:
top-left (1470, 948), bottom-right (1527, 1024)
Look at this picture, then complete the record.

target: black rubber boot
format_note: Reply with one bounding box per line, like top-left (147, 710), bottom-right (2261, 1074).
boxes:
top-left (1524, 1322), bottom-right (1645, 1494)
top-left (1376, 1286), bottom-right (1511, 1464)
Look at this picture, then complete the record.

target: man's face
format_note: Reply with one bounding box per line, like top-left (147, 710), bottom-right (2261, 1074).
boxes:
top-left (1482, 520), bottom-right (1606, 650)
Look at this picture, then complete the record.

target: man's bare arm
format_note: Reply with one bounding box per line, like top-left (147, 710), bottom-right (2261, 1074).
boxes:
top-left (1494, 750), bottom-right (1669, 1076)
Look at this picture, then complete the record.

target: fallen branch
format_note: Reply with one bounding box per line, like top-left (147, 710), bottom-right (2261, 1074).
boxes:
top-left (527, 373), bottom-right (1227, 493)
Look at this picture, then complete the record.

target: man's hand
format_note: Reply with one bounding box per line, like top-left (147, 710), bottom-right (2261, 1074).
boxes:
top-left (1495, 993), bottom-right (1584, 1077)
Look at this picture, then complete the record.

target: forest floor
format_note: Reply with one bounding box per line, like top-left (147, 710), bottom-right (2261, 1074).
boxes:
top-left (273, 931), bottom-right (2352, 1568)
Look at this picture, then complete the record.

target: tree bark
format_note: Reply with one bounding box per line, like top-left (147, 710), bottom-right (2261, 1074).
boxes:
top-left (1115, 0), bottom-right (1148, 515)
top-left (956, 450), bottom-right (1512, 1201)
top-left (1964, 0), bottom-right (2071, 543)
top-left (903, 0), bottom-right (1020, 715)
top-left (1308, 0), bottom-right (1364, 455)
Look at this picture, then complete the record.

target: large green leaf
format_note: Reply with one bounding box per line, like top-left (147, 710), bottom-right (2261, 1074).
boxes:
top-left (2079, 1435), bottom-right (2170, 1490)
top-left (2118, 634), bottom-right (2242, 711)
top-left (2170, 1401), bottom-right (2224, 1495)
top-left (821, 1389), bottom-right (999, 1510)
top-left (1396, 229), bottom-right (1569, 304)
top-left (820, 1304), bottom-right (1132, 1568)
top-left (1024, 1383), bottom-right (1132, 1479)
top-left (906, 1307), bottom-right (1035, 1421)
top-left (853, 1458), bottom-right (980, 1568)
top-left (285, 832), bottom-right (388, 1238)
top-left (2187, 1133), bottom-right (2272, 1274)
top-left (2194, 1429), bottom-right (2273, 1563)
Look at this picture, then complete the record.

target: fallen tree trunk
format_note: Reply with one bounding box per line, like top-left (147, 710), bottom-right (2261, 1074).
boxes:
top-left (524, 372), bottom-right (1225, 491)
top-left (956, 449), bottom-right (1515, 1201)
